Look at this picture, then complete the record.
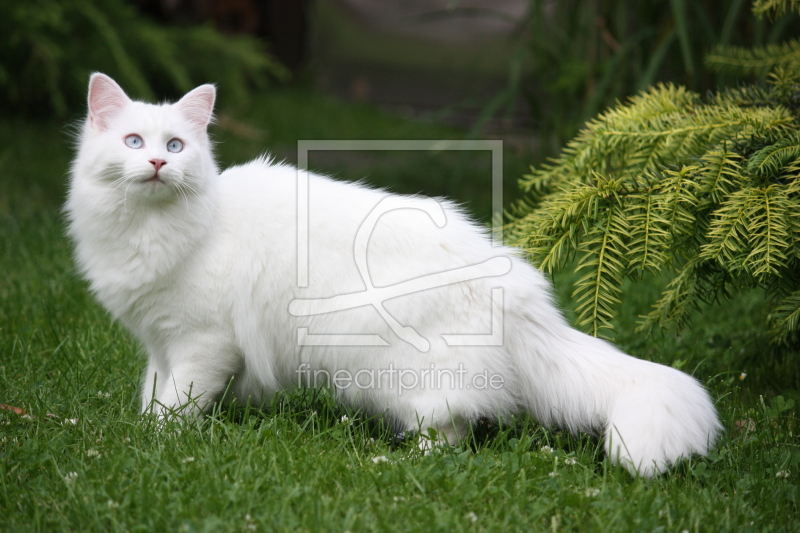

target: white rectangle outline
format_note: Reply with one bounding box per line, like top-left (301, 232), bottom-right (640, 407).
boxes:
top-left (296, 140), bottom-right (503, 287)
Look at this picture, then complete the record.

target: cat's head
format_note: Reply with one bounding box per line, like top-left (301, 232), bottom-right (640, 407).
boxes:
top-left (74, 73), bottom-right (218, 203)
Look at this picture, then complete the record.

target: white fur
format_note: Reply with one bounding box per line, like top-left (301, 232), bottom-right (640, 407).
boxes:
top-left (66, 74), bottom-right (722, 477)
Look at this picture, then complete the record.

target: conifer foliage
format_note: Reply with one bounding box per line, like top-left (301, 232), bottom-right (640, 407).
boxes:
top-left (505, 1), bottom-right (800, 344)
top-left (0, 1), bottom-right (288, 117)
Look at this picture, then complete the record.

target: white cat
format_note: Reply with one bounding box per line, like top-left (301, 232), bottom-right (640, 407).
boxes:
top-left (67, 73), bottom-right (721, 477)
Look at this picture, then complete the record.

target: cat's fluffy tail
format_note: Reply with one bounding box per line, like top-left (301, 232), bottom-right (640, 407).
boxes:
top-left (603, 361), bottom-right (722, 476)
top-left (513, 323), bottom-right (722, 476)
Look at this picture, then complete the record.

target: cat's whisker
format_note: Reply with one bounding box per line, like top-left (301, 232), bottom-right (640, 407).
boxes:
top-left (109, 177), bottom-right (127, 191)
top-left (175, 178), bottom-right (214, 219)
top-left (178, 175), bottom-right (200, 193)
top-left (182, 180), bottom-right (214, 218)
top-left (175, 181), bottom-right (191, 211)
top-left (121, 184), bottom-right (133, 214)
top-left (120, 171), bottom-right (141, 214)
top-left (100, 168), bottom-right (130, 195)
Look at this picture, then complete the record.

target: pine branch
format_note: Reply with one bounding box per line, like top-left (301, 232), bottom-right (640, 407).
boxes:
top-left (527, 183), bottom-right (601, 273)
top-left (570, 177), bottom-right (630, 337)
top-left (518, 84), bottom-right (793, 202)
top-left (769, 289), bottom-right (800, 344)
top-left (706, 39), bottom-right (800, 77)
top-left (658, 167), bottom-right (701, 244)
top-left (745, 186), bottom-right (791, 280)
top-left (507, 25), bottom-right (800, 342)
top-left (701, 188), bottom-right (760, 273)
top-left (695, 147), bottom-right (744, 205)
top-left (626, 174), bottom-right (671, 275)
top-left (747, 132), bottom-right (800, 178)
top-left (639, 259), bottom-right (702, 333)
top-left (752, 0), bottom-right (800, 18)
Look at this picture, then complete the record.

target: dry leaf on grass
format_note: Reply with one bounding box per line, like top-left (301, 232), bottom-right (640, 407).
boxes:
top-left (0, 404), bottom-right (27, 416)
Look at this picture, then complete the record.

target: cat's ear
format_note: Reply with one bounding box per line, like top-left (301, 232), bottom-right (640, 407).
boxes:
top-left (177, 84), bottom-right (216, 133)
top-left (87, 73), bottom-right (131, 132)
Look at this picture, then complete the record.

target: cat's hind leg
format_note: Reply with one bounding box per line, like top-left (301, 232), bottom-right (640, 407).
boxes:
top-left (393, 389), bottom-right (500, 451)
top-left (413, 411), bottom-right (470, 451)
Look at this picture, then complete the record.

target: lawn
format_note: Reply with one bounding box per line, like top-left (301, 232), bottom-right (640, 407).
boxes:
top-left (1, 87), bottom-right (798, 532)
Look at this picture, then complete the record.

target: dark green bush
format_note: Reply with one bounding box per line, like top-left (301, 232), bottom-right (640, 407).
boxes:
top-left (0, 0), bottom-right (288, 116)
top-left (506, 0), bottom-right (800, 345)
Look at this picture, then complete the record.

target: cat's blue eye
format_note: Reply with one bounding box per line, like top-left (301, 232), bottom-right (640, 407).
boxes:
top-left (124, 134), bottom-right (143, 149)
top-left (167, 138), bottom-right (184, 153)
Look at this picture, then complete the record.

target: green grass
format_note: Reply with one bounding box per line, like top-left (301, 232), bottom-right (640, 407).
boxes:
top-left (1, 88), bottom-right (798, 532)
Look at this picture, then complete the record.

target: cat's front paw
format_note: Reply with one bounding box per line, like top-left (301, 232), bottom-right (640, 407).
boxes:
top-left (605, 368), bottom-right (722, 476)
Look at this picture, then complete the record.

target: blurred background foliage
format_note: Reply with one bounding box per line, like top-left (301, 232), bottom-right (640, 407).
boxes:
top-left (0, 0), bottom-right (288, 117)
top-left (3, 0), bottom-right (798, 142)
top-left (513, 0), bottom-right (800, 150)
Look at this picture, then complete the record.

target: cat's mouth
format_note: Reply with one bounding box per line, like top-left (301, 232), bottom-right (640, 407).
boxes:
top-left (142, 174), bottom-right (163, 183)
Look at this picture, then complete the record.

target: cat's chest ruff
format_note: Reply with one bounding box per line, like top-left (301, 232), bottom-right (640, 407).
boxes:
top-left (98, 256), bottom-right (226, 346)
top-left (87, 223), bottom-right (211, 319)
top-left (93, 258), bottom-right (183, 317)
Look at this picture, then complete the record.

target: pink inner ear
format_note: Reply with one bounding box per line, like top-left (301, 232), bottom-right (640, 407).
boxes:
top-left (177, 85), bottom-right (216, 132)
top-left (88, 75), bottom-right (129, 132)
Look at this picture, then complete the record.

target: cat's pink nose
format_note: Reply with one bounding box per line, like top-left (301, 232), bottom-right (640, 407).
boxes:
top-left (149, 159), bottom-right (167, 172)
